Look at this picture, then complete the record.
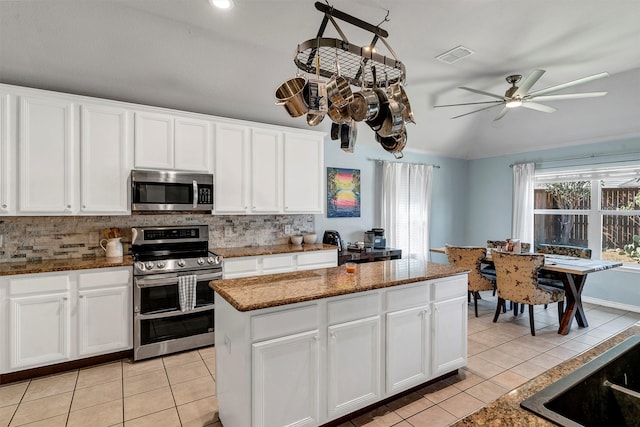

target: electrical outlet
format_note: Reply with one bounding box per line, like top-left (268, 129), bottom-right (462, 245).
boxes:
top-left (284, 225), bottom-right (292, 234)
top-left (224, 226), bottom-right (233, 236)
top-left (0, 234), bottom-right (3, 248)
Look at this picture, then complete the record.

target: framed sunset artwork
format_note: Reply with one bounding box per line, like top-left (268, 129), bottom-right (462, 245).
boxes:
top-left (327, 167), bottom-right (361, 218)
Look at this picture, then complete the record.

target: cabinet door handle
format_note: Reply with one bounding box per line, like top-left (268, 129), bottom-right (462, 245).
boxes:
top-left (312, 335), bottom-right (318, 341)
top-left (1, 204), bottom-right (6, 208)
top-left (329, 331), bottom-right (336, 339)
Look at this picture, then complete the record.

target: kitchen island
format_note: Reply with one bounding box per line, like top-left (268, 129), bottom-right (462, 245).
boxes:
top-left (211, 259), bottom-right (469, 427)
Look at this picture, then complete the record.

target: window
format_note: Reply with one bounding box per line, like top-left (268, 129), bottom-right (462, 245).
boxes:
top-left (534, 167), bottom-right (640, 264)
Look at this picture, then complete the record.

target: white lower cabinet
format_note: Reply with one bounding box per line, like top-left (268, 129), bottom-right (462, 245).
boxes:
top-left (222, 249), bottom-right (337, 279)
top-left (432, 295), bottom-right (467, 377)
top-left (9, 285), bottom-right (71, 369)
top-left (386, 305), bottom-right (431, 393)
top-left (252, 330), bottom-right (320, 427)
top-left (215, 273), bottom-right (468, 427)
top-left (77, 269), bottom-right (132, 357)
top-left (327, 316), bottom-right (381, 417)
top-left (1, 267), bottom-right (132, 374)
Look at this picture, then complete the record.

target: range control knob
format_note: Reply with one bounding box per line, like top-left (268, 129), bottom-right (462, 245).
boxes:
top-left (197, 257), bottom-right (205, 265)
top-left (156, 261), bottom-right (166, 269)
top-left (216, 255), bottom-right (223, 264)
top-left (135, 262), bottom-right (145, 271)
top-left (177, 259), bottom-right (186, 267)
top-left (206, 256), bottom-right (216, 264)
top-left (145, 261), bottom-right (155, 270)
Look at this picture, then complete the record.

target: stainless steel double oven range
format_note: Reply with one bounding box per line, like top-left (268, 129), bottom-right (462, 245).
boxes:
top-left (131, 225), bottom-right (223, 361)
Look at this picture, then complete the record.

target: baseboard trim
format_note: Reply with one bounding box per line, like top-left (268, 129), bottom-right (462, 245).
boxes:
top-left (0, 350), bottom-right (133, 385)
top-left (582, 296), bottom-right (640, 314)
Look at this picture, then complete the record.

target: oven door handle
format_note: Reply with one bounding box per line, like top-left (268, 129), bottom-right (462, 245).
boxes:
top-left (136, 271), bottom-right (222, 288)
top-left (137, 304), bottom-right (214, 319)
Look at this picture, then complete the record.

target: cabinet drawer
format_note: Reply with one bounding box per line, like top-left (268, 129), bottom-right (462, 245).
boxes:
top-left (328, 292), bottom-right (379, 325)
top-left (9, 274), bottom-right (70, 295)
top-left (252, 304), bottom-right (318, 342)
top-left (79, 268), bottom-right (130, 289)
top-left (386, 282), bottom-right (430, 311)
top-left (296, 250), bottom-right (336, 266)
top-left (223, 257), bottom-right (259, 277)
top-left (432, 276), bottom-right (468, 301)
top-left (262, 254), bottom-right (294, 271)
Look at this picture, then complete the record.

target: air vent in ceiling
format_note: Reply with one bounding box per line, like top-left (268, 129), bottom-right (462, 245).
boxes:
top-left (435, 45), bottom-right (474, 64)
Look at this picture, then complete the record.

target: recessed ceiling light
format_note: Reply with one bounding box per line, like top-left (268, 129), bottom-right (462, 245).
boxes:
top-left (209, 0), bottom-right (234, 9)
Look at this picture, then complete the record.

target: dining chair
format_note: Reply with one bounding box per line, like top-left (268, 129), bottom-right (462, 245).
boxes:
top-left (492, 251), bottom-right (565, 336)
top-left (536, 244), bottom-right (593, 288)
top-left (483, 240), bottom-right (532, 292)
top-left (445, 245), bottom-right (495, 317)
top-left (535, 244), bottom-right (592, 259)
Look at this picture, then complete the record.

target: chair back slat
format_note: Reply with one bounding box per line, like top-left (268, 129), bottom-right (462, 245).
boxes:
top-left (535, 244), bottom-right (592, 259)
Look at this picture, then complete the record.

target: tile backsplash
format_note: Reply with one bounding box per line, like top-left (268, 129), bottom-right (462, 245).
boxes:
top-left (0, 215), bottom-right (315, 262)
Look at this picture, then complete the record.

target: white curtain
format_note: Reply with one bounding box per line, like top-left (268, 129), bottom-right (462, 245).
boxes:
top-left (380, 162), bottom-right (433, 263)
top-left (512, 162), bottom-right (535, 245)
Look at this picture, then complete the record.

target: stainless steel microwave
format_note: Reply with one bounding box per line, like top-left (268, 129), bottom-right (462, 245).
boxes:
top-left (131, 170), bottom-right (214, 212)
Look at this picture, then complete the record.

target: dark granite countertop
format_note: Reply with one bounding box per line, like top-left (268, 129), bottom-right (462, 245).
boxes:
top-left (0, 256), bottom-right (134, 276)
top-left (453, 324), bottom-right (640, 426)
top-left (211, 259), bottom-right (467, 311)
top-left (210, 243), bottom-right (337, 258)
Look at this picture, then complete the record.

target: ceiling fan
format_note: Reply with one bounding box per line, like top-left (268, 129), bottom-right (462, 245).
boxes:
top-left (434, 70), bottom-right (609, 121)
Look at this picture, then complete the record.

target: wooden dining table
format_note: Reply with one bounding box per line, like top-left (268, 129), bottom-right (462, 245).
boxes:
top-left (430, 247), bottom-right (623, 335)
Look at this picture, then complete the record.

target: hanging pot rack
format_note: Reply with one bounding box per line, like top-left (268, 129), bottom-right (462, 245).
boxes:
top-left (293, 2), bottom-right (406, 88)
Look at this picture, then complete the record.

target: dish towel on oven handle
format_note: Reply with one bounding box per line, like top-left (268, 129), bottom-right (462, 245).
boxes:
top-left (178, 275), bottom-right (198, 312)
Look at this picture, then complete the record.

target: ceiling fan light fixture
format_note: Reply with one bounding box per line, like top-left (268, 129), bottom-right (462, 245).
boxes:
top-left (506, 99), bottom-right (522, 108)
top-left (209, 0), bottom-right (234, 9)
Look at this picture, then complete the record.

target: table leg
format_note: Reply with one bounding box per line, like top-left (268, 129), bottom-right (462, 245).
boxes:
top-left (558, 273), bottom-right (588, 335)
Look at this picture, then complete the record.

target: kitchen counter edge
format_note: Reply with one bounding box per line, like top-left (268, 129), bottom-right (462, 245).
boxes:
top-left (212, 259), bottom-right (468, 312)
top-left (452, 324), bottom-right (640, 426)
top-left (209, 243), bottom-right (337, 258)
top-left (0, 256), bottom-right (134, 276)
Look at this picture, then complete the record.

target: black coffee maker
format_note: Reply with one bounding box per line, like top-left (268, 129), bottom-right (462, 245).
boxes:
top-left (323, 230), bottom-right (343, 254)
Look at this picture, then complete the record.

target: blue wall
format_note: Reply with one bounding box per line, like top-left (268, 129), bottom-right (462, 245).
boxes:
top-left (465, 136), bottom-right (640, 309)
top-left (315, 136), bottom-right (467, 250)
top-left (318, 134), bottom-right (640, 310)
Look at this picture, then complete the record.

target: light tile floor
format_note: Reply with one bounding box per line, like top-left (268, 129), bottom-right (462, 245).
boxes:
top-left (1, 293), bottom-right (639, 427)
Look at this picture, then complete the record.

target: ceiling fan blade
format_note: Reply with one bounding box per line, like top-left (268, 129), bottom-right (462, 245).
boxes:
top-left (434, 100), bottom-right (503, 108)
top-left (514, 69), bottom-right (545, 97)
top-left (520, 102), bottom-right (556, 113)
top-left (530, 92), bottom-right (608, 102)
top-left (527, 72), bottom-right (609, 97)
top-left (450, 104), bottom-right (502, 119)
top-left (459, 87), bottom-right (504, 99)
top-left (493, 106), bottom-right (509, 121)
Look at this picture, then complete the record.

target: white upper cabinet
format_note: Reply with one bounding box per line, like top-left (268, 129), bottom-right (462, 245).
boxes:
top-left (0, 92), bottom-right (13, 214)
top-left (134, 111), bottom-right (211, 172)
top-left (213, 124), bottom-right (284, 214)
top-left (134, 111), bottom-right (173, 170)
top-left (283, 132), bottom-right (324, 214)
top-left (214, 122), bottom-right (250, 213)
top-left (250, 128), bottom-right (282, 213)
top-left (80, 104), bottom-right (132, 214)
top-left (174, 117), bottom-right (211, 172)
top-left (213, 125), bottom-right (325, 215)
top-left (18, 95), bottom-right (77, 214)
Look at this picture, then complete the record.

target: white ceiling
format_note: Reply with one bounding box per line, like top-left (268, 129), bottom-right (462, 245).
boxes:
top-left (1, 0), bottom-right (640, 159)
